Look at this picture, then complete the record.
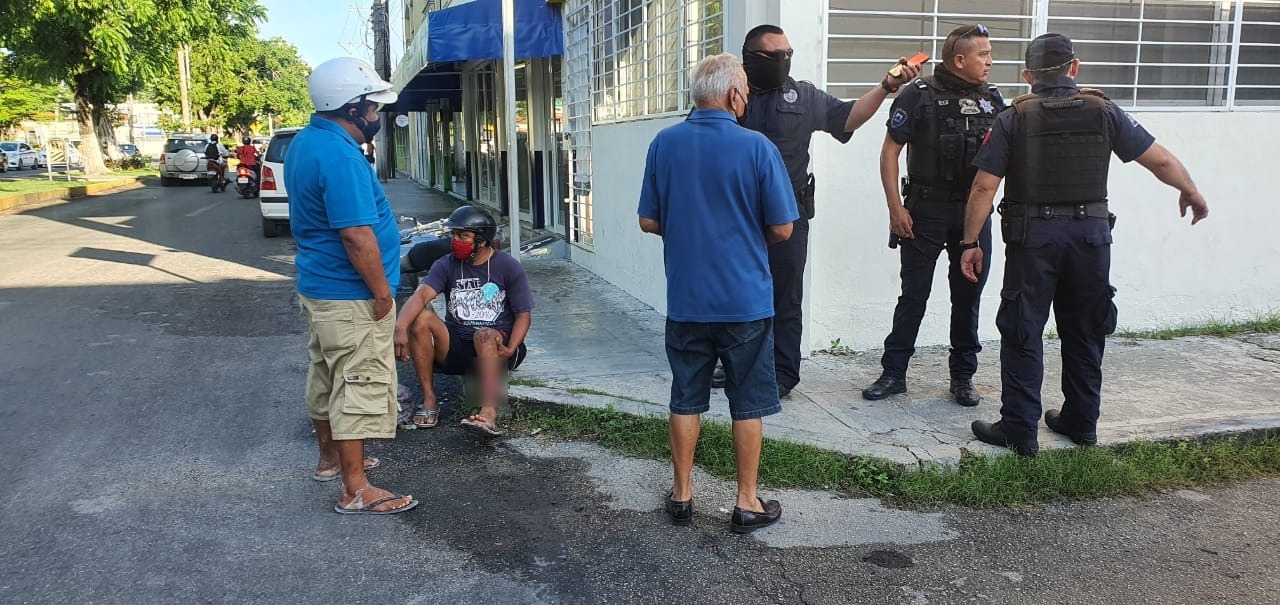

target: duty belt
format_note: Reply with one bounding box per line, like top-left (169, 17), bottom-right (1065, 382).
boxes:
top-left (1001, 201), bottom-right (1110, 219)
top-left (906, 182), bottom-right (968, 203)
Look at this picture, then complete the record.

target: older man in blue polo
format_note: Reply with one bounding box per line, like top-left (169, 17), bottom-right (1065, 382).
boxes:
top-left (638, 53), bottom-right (797, 534)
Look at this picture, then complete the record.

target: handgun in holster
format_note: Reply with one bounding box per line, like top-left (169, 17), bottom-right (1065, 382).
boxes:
top-left (890, 177), bottom-right (910, 249)
top-left (797, 174), bottom-right (816, 220)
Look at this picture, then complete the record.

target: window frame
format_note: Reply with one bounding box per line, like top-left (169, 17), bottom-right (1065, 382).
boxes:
top-left (824, 0), bottom-right (1280, 112)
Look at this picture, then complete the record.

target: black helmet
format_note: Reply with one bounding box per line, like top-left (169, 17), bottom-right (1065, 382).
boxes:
top-left (242, 135), bottom-right (251, 145)
top-left (443, 205), bottom-right (497, 245)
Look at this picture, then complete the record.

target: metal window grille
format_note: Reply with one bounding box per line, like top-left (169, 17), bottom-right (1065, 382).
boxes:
top-left (565, 0), bottom-right (595, 247)
top-left (590, 0), bottom-right (724, 123)
top-left (826, 0), bottom-right (1280, 110)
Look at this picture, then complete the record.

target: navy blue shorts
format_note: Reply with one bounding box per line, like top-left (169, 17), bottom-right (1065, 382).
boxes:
top-left (665, 318), bottom-right (781, 421)
top-left (436, 325), bottom-right (526, 376)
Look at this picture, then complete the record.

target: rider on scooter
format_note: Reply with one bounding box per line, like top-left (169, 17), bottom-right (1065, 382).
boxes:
top-left (235, 135), bottom-right (260, 182)
top-left (204, 134), bottom-right (230, 185)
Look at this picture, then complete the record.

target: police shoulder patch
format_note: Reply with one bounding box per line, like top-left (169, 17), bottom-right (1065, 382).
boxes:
top-left (890, 107), bottom-right (909, 128)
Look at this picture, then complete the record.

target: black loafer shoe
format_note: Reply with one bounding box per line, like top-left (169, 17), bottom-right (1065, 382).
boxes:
top-left (1044, 410), bottom-right (1098, 446)
top-left (665, 492), bottom-right (692, 526)
top-left (971, 420), bottom-right (1039, 457)
top-left (950, 378), bottom-right (982, 407)
top-left (862, 375), bottom-right (907, 400)
top-left (730, 497), bottom-right (782, 534)
top-left (711, 366), bottom-right (726, 389)
top-left (778, 385), bottom-right (791, 399)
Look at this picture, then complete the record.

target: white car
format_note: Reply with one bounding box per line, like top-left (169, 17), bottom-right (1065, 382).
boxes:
top-left (259, 127), bottom-right (301, 238)
top-left (1, 141), bottom-right (38, 170)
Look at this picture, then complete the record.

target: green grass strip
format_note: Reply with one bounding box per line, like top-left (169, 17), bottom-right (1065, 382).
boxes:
top-left (1114, 311), bottom-right (1280, 340)
top-left (509, 402), bottom-right (1280, 507)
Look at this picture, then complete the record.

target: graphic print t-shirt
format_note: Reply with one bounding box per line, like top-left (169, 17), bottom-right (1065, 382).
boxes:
top-left (423, 250), bottom-right (534, 340)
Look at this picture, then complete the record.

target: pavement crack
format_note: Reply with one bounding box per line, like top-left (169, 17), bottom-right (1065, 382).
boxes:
top-left (777, 556), bottom-right (813, 605)
top-left (809, 398), bottom-right (858, 432)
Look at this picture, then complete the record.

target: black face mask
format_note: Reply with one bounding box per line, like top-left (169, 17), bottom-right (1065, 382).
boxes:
top-left (743, 50), bottom-right (792, 92)
top-left (349, 106), bottom-right (382, 143)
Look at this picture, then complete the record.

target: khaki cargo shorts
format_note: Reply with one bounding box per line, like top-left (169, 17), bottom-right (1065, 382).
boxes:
top-left (299, 294), bottom-right (398, 440)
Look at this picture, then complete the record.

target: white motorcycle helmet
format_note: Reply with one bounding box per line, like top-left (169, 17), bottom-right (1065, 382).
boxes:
top-left (308, 57), bottom-right (398, 111)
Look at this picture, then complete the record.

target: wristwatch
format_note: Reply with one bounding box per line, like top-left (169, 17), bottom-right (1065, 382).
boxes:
top-left (958, 241), bottom-right (980, 250)
top-left (880, 78), bottom-right (898, 93)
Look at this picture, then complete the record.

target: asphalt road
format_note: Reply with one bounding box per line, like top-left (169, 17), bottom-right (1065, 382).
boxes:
top-left (0, 182), bottom-right (1277, 604)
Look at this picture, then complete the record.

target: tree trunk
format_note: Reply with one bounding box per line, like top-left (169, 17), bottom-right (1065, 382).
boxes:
top-left (92, 104), bottom-right (121, 161)
top-left (74, 91), bottom-right (109, 176)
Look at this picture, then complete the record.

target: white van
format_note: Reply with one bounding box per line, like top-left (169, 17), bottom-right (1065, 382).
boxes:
top-left (258, 128), bottom-right (301, 238)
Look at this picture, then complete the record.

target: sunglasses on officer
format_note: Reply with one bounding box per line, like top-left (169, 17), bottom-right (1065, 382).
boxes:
top-left (746, 48), bottom-right (794, 61)
top-left (941, 24), bottom-right (989, 60)
top-left (953, 24), bottom-right (989, 39)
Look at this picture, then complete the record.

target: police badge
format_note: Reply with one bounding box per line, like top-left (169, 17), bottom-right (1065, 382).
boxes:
top-left (783, 89), bottom-right (798, 103)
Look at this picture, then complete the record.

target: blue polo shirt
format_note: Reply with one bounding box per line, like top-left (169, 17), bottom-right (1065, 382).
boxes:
top-left (973, 76), bottom-right (1155, 178)
top-left (637, 109), bottom-right (798, 323)
top-left (286, 114), bottom-right (400, 300)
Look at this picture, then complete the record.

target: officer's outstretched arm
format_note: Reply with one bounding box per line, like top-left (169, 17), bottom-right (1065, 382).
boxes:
top-left (843, 59), bottom-right (921, 132)
top-left (1135, 144), bottom-right (1209, 225)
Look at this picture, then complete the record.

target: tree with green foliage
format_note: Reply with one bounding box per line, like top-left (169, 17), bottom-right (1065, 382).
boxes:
top-left (149, 36), bottom-right (312, 137)
top-left (0, 61), bottom-right (62, 134)
top-left (0, 0), bottom-right (265, 175)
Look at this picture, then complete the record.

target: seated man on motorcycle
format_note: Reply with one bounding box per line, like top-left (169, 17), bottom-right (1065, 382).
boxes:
top-left (204, 134), bottom-right (230, 184)
top-left (235, 135), bottom-right (260, 180)
top-left (393, 206), bottom-right (533, 436)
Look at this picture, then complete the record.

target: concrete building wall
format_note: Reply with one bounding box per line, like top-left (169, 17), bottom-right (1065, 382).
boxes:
top-left (568, 0), bottom-right (1279, 355)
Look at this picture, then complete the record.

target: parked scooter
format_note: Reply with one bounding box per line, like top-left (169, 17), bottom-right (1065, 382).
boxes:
top-left (235, 164), bottom-right (259, 198)
top-left (395, 216), bottom-right (507, 293)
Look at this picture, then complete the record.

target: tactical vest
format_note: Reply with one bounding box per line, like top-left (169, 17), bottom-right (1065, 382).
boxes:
top-left (905, 77), bottom-right (1000, 190)
top-left (1005, 89), bottom-right (1111, 205)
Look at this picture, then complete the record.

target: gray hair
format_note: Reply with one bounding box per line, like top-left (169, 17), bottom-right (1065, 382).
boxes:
top-left (691, 53), bottom-right (747, 108)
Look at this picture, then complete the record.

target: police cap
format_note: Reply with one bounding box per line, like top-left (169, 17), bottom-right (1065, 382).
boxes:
top-left (1025, 33), bottom-right (1075, 70)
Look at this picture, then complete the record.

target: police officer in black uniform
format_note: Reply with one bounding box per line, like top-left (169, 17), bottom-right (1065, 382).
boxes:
top-left (862, 24), bottom-right (1004, 407)
top-left (959, 34), bottom-right (1209, 456)
top-left (730, 24), bottom-right (920, 398)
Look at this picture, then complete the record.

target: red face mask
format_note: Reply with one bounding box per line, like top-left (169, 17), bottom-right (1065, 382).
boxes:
top-left (451, 237), bottom-right (475, 260)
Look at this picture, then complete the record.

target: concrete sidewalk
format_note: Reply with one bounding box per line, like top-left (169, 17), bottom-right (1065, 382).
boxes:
top-left (513, 259), bottom-right (1280, 465)
top-left (385, 180), bottom-right (1280, 466)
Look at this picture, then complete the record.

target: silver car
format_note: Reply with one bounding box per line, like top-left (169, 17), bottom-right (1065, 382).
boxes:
top-left (159, 135), bottom-right (212, 185)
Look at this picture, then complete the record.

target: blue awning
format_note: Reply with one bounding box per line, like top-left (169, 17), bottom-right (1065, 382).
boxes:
top-left (390, 67), bottom-right (463, 113)
top-left (428, 0), bottom-right (563, 63)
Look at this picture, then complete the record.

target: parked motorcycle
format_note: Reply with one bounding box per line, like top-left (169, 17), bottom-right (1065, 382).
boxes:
top-left (206, 159), bottom-right (227, 193)
top-left (397, 217), bottom-right (450, 294)
top-left (235, 164), bottom-right (259, 198)
top-left (395, 216), bottom-right (508, 294)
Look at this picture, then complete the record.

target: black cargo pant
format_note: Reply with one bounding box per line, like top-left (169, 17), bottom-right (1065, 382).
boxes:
top-left (880, 198), bottom-right (992, 380)
top-left (768, 216), bottom-right (808, 391)
top-left (997, 215), bottom-right (1117, 442)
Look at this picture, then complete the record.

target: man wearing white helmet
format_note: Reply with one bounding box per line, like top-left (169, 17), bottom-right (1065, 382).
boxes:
top-left (287, 56), bottom-right (417, 515)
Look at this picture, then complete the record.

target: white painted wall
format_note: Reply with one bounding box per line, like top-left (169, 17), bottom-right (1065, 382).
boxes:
top-left (569, 117), bottom-right (684, 316)
top-left (808, 109), bottom-right (1280, 351)
top-left (569, 0), bottom-right (1279, 357)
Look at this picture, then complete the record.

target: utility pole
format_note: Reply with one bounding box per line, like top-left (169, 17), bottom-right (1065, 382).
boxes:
top-left (371, 0), bottom-right (394, 182)
top-left (177, 45), bottom-right (192, 129)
